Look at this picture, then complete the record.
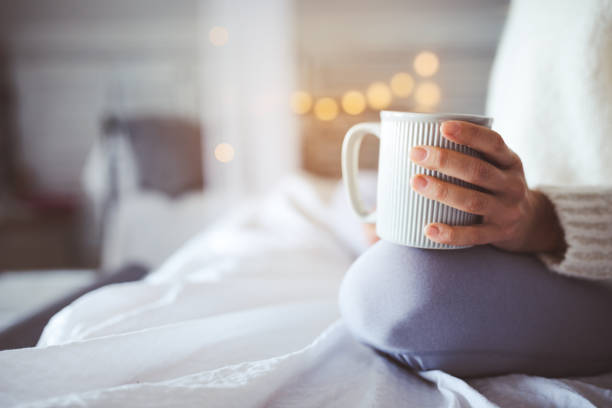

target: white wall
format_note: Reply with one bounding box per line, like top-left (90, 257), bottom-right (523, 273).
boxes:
top-left (2, 0), bottom-right (509, 195)
top-left (3, 0), bottom-right (200, 196)
top-left (199, 0), bottom-right (298, 197)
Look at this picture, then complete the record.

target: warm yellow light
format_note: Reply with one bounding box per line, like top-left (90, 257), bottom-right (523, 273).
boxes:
top-left (214, 143), bottom-right (235, 163)
top-left (414, 51), bottom-right (439, 77)
top-left (390, 72), bottom-right (415, 97)
top-left (414, 81), bottom-right (441, 107)
top-left (366, 82), bottom-right (392, 110)
top-left (341, 90), bottom-right (366, 115)
top-left (415, 105), bottom-right (436, 113)
top-left (291, 91), bottom-right (313, 115)
top-left (314, 97), bottom-right (339, 121)
top-left (209, 26), bottom-right (229, 47)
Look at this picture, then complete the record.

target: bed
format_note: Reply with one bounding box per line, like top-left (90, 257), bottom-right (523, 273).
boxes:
top-left (1, 173), bottom-right (611, 407)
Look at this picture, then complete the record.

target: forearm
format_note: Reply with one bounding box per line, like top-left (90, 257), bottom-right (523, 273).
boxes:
top-left (537, 185), bottom-right (612, 279)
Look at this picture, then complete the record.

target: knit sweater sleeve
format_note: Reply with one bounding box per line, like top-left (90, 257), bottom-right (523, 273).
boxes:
top-left (536, 186), bottom-right (612, 280)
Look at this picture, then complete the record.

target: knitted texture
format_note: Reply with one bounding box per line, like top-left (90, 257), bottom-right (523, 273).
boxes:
top-left (537, 186), bottom-right (612, 279)
top-left (487, 0), bottom-right (612, 187)
top-left (486, 0), bottom-right (612, 279)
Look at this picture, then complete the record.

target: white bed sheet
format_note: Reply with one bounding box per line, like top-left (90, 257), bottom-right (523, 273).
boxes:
top-left (1, 173), bottom-right (611, 408)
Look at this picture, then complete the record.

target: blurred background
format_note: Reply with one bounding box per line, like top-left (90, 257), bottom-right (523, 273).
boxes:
top-left (0, 0), bottom-right (508, 329)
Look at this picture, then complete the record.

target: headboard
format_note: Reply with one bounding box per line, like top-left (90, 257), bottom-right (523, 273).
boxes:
top-left (294, 0), bottom-right (508, 178)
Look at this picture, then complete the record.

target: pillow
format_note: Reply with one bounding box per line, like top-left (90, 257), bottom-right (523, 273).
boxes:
top-left (122, 116), bottom-right (203, 198)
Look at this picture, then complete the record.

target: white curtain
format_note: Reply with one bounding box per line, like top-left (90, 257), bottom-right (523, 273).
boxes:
top-left (199, 0), bottom-right (298, 197)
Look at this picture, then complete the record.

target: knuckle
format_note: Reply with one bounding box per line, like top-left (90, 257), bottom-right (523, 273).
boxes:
top-left (466, 194), bottom-right (488, 213)
top-left (435, 183), bottom-right (449, 200)
top-left (436, 148), bottom-right (449, 168)
top-left (509, 180), bottom-right (527, 198)
top-left (443, 227), bottom-right (456, 244)
top-left (513, 153), bottom-right (524, 170)
top-left (506, 150), bottom-right (522, 169)
top-left (470, 228), bottom-right (483, 244)
top-left (471, 161), bottom-right (491, 183)
top-left (492, 132), bottom-right (506, 153)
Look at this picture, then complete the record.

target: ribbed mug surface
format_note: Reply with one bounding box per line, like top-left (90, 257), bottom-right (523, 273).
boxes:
top-left (377, 112), bottom-right (492, 249)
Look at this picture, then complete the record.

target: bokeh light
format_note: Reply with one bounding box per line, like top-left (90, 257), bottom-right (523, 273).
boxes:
top-left (314, 97), bottom-right (339, 121)
top-left (366, 82), bottom-right (392, 110)
top-left (414, 51), bottom-right (439, 77)
top-left (290, 91), bottom-right (313, 115)
top-left (390, 72), bottom-right (415, 97)
top-left (209, 26), bottom-right (229, 46)
top-left (341, 90), bottom-right (366, 115)
top-left (214, 143), bottom-right (235, 163)
top-left (414, 81), bottom-right (441, 107)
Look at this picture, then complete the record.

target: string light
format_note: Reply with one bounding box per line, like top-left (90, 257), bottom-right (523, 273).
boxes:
top-left (415, 81), bottom-right (441, 107)
top-left (214, 143), bottom-right (235, 163)
top-left (314, 97), bottom-right (339, 121)
top-left (390, 72), bottom-right (415, 97)
top-left (366, 82), bottom-right (392, 110)
top-left (291, 91), bottom-right (313, 115)
top-left (297, 60), bottom-right (438, 116)
top-left (341, 90), bottom-right (366, 115)
top-left (414, 51), bottom-right (439, 77)
top-left (209, 26), bottom-right (229, 46)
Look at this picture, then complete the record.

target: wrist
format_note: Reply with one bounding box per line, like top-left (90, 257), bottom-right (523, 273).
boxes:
top-left (527, 190), bottom-right (567, 254)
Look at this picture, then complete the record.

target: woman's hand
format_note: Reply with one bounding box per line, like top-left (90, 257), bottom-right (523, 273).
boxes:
top-left (363, 223), bottom-right (379, 246)
top-left (409, 121), bottom-right (566, 253)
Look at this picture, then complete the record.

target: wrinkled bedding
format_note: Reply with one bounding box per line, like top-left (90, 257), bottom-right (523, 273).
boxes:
top-left (1, 174), bottom-right (611, 407)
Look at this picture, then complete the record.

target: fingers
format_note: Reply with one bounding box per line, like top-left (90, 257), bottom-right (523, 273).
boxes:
top-left (409, 121), bottom-right (530, 249)
top-left (411, 174), bottom-right (504, 216)
top-left (363, 223), bottom-right (380, 245)
top-left (409, 146), bottom-right (507, 193)
top-left (424, 222), bottom-right (503, 246)
top-left (440, 121), bottom-right (517, 168)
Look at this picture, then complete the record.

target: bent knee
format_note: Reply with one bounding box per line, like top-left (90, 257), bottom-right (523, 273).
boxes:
top-left (339, 242), bottom-right (530, 353)
top-left (340, 241), bottom-right (612, 377)
top-left (339, 241), bottom-right (460, 352)
top-left (338, 242), bottom-right (517, 377)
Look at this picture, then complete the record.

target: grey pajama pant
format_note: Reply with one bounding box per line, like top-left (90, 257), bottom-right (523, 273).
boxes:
top-left (339, 241), bottom-right (612, 378)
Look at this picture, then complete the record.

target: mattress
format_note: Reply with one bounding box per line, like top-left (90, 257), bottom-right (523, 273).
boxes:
top-left (1, 173), bottom-right (611, 407)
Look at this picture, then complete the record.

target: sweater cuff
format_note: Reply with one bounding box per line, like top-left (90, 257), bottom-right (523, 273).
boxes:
top-left (536, 185), bottom-right (612, 280)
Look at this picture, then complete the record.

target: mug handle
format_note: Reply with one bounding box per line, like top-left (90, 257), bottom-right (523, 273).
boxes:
top-left (341, 122), bottom-right (380, 224)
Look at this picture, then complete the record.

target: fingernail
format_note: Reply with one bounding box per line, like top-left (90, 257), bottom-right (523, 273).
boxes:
top-left (412, 175), bottom-right (428, 191)
top-left (441, 121), bottom-right (460, 137)
top-left (426, 225), bottom-right (439, 238)
top-left (410, 147), bottom-right (428, 162)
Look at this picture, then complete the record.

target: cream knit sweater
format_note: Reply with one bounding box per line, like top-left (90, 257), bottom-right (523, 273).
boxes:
top-left (486, 0), bottom-right (612, 279)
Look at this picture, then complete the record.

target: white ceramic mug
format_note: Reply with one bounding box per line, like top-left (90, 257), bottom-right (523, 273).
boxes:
top-left (341, 111), bottom-right (493, 249)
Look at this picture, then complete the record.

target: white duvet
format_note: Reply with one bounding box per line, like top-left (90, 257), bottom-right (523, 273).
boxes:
top-left (1, 174), bottom-right (611, 407)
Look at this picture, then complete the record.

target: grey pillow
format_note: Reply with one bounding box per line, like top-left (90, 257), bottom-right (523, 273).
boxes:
top-left (122, 117), bottom-right (203, 198)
